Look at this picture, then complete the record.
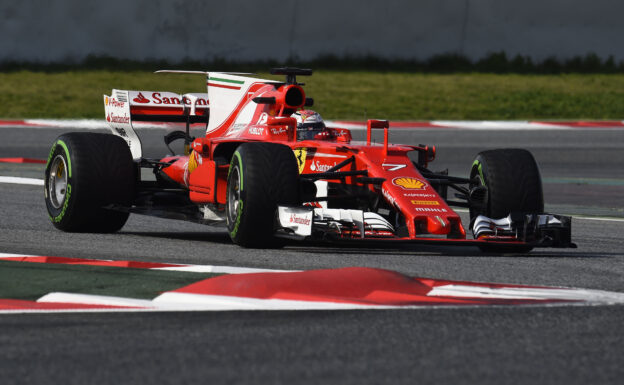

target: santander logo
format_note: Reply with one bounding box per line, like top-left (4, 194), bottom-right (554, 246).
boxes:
top-left (290, 213), bottom-right (311, 226)
top-left (133, 93), bottom-right (150, 104)
top-left (130, 92), bottom-right (209, 106)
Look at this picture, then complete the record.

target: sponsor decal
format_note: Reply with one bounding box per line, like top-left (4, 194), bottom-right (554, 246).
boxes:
top-left (414, 207), bottom-right (448, 213)
top-left (181, 96), bottom-right (208, 106)
top-left (106, 97), bottom-right (125, 108)
top-left (309, 160), bottom-right (336, 172)
top-left (404, 193), bottom-right (437, 198)
top-left (293, 148), bottom-right (307, 174)
top-left (131, 92), bottom-right (208, 106)
top-left (411, 200), bottom-right (439, 205)
top-left (270, 127), bottom-right (288, 135)
top-left (392, 177), bottom-right (427, 190)
top-left (257, 112), bottom-right (268, 125)
top-left (114, 127), bottom-right (128, 137)
top-left (382, 163), bottom-right (407, 171)
top-left (152, 93), bottom-right (182, 105)
top-left (290, 213), bottom-right (311, 226)
top-left (133, 92), bottom-right (150, 104)
top-left (248, 126), bottom-right (265, 136)
top-left (226, 123), bottom-right (247, 136)
top-left (381, 188), bottom-right (397, 207)
top-left (106, 113), bottom-right (130, 124)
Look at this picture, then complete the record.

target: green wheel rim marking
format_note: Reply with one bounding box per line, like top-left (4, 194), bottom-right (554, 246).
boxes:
top-left (228, 151), bottom-right (244, 238)
top-left (47, 139), bottom-right (72, 222)
top-left (53, 183), bottom-right (72, 222)
top-left (232, 151), bottom-right (243, 190)
top-left (472, 159), bottom-right (484, 185)
top-left (56, 140), bottom-right (72, 178)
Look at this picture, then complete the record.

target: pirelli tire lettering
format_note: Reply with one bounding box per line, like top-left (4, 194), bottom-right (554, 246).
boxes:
top-left (44, 133), bottom-right (136, 233)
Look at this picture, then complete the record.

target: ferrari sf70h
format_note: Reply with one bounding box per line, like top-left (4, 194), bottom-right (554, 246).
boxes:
top-left (44, 68), bottom-right (575, 252)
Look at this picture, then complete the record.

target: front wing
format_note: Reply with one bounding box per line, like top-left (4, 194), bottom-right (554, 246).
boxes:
top-left (276, 206), bottom-right (576, 249)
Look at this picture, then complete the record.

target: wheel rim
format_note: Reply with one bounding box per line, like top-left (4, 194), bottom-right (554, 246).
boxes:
top-left (48, 155), bottom-right (68, 209)
top-left (227, 165), bottom-right (241, 223)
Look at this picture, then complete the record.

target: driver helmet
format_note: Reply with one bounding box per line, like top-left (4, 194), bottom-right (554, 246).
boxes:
top-left (292, 110), bottom-right (326, 140)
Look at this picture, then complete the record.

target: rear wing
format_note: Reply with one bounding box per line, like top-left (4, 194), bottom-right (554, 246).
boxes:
top-left (104, 89), bottom-right (209, 159)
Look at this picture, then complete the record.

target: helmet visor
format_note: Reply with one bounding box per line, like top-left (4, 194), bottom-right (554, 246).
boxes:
top-left (297, 122), bottom-right (326, 140)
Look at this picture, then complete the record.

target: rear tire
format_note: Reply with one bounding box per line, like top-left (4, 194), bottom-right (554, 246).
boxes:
top-left (226, 143), bottom-right (299, 247)
top-left (44, 133), bottom-right (135, 233)
top-left (469, 148), bottom-right (543, 252)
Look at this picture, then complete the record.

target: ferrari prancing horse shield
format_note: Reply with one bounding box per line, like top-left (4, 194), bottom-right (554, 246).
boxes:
top-left (293, 148), bottom-right (307, 174)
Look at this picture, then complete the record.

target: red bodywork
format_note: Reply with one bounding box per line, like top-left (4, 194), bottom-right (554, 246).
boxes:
top-left (104, 70), bottom-right (572, 248)
top-left (156, 75), bottom-right (473, 242)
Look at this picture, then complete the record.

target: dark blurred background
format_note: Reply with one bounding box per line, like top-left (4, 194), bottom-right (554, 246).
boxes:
top-left (2, 0), bottom-right (623, 72)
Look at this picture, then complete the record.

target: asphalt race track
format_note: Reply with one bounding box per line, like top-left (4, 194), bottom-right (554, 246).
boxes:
top-left (1, 125), bottom-right (623, 384)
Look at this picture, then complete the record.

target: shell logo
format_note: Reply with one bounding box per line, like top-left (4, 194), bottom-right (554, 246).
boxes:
top-left (392, 177), bottom-right (427, 190)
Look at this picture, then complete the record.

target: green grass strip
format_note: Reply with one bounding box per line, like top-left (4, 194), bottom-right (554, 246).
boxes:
top-left (0, 260), bottom-right (221, 301)
top-left (2, 71), bottom-right (624, 120)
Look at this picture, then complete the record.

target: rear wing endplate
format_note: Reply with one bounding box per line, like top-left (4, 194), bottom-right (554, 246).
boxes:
top-left (103, 89), bottom-right (210, 160)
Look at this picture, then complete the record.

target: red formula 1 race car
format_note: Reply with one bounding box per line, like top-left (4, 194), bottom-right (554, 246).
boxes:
top-left (44, 68), bottom-right (574, 252)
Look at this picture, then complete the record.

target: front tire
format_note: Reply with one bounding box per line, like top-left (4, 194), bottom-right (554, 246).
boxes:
top-left (226, 143), bottom-right (299, 247)
top-left (44, 133), bottom-right (135, 233)
top-left (469, 148), bottom-right (544, 252)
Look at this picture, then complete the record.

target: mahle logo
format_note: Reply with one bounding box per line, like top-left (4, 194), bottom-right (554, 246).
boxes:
top-left (392, 177), bottom-right (427, 190)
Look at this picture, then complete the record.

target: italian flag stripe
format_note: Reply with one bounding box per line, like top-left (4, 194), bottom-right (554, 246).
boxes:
top-left (208, 82), bottom-right (241, 90)
top-left (210, 77), bottom-right (245, 85)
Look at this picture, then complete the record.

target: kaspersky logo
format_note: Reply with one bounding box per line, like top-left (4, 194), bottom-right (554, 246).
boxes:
top-left (133, 92), bottom-right (150, 104)
top-left (392, 177), bottom-right (427, 190)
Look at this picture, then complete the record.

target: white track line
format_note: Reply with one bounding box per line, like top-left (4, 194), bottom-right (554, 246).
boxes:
top-left (573, 216), bottom-right (624, 223)
top-left (37, 293), bottom-right (155, 308)
top-left (6, 119), bottom-right (624, 131)
top-left (0, 253), bottom-right (294, 275)
top-left (430, 120), bottom-right (568, 130)
top-left (153, 265), bottom-right (295, 274)
top-left (3, 252), bottom-right (624, 313)
top-left (0, 176), bottom-right (44, 186)
top-left (24, 119), bottom-right (109, 129)
top-left (428, 285), bottom-right (624, 304)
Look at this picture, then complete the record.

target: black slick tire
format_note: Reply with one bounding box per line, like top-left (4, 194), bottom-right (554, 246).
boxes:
top-left (469, 148), bottom-right (544, 252)
top-left (44, 132), bottom-right (135, 233)
top-left (226, 142), bottom-right (299, 247)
